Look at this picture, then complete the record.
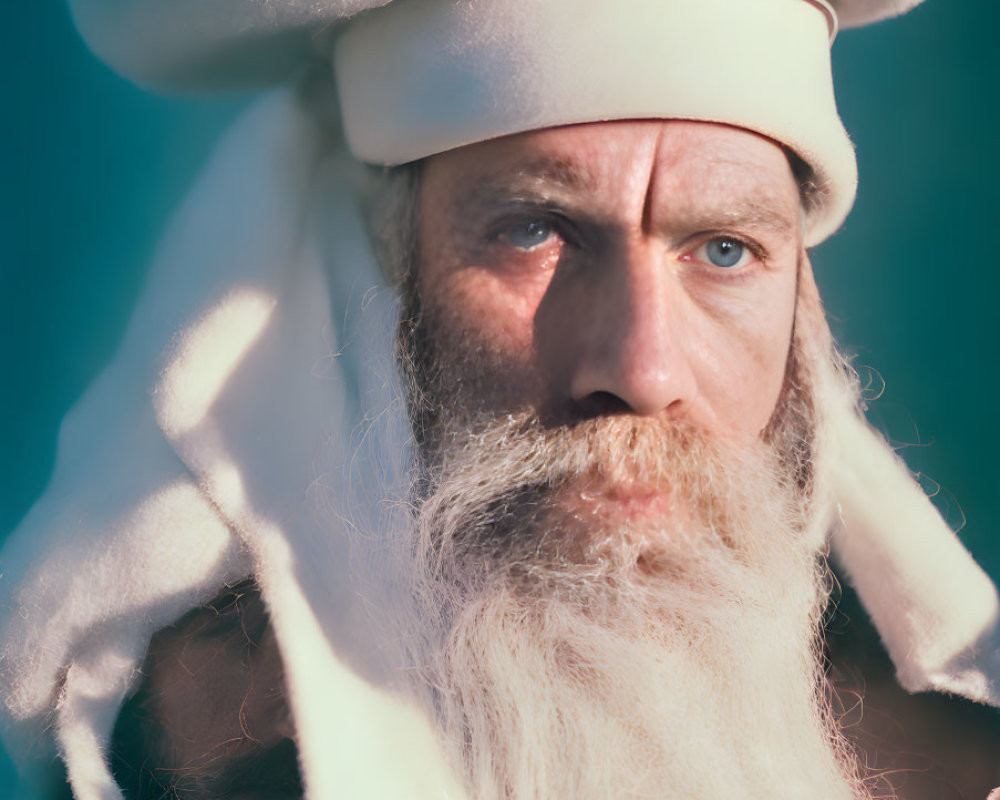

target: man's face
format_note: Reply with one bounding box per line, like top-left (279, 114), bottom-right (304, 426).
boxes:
top-left (410, 120), bottom-right (803, 546)
top-left (388, 121), bottom-right (865, 798)
top-left (417, 120), bottom-right (801, 431)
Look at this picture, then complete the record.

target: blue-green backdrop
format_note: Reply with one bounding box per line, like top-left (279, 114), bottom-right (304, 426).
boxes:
top-left (1, 0), bottom-right (997, 793)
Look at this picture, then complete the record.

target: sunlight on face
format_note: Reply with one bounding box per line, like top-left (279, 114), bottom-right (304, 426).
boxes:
top-left (413, 120), bottom-right (804, 526)
top-left (385, 122), bottom-right (867, 800)
top-left (417, 120), bottom-right (802, 438)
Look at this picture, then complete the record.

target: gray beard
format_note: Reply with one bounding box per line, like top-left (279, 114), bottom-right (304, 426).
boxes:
top-left (375, 256), bottom-right (869, 798)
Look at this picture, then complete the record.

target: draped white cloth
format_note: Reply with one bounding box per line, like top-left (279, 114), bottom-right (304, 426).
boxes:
top-left (0, 89), bottom-right (460, 800)
top-left (66, 0), bottom-right (923, 91)
top-left (2, 0), bottom-right (998, 796)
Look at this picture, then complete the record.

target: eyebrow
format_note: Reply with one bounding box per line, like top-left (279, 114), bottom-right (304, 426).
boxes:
top-left (502, 155), bottom-right (597, 192)
top-left (677, 155), bottom-right (802, 237)
top-left (687, 203), bottom-right (799, 238)
top-left (455, 156), bottom-right (597, 210)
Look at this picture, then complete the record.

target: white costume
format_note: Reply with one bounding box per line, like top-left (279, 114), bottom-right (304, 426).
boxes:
top-left (2, 1), bottom-right (998, 798)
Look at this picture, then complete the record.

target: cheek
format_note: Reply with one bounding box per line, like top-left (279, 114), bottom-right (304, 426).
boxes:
top-left (421, 266), bottom-right (542, 356)
top-left (686, 277), bottom-right (797, 439)
top-left (417, 271), bottom-right (552, 418)
top-left (416, 167), bottom-right (558, 360)
top-left (417, 212), bottom-right (550, 360)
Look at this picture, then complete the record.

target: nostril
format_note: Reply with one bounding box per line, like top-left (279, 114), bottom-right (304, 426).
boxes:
top-left (574, 390), bottom-right (634, 419)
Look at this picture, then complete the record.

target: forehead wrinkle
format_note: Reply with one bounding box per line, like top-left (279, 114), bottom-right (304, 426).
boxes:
top-left (439, 139), bottom-right (800, 242)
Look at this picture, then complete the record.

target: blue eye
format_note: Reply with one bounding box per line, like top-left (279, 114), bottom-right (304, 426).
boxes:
top-left (503, 219), bottom-right (555, 251)
top-left (696, 236), bottom-right (751, 269)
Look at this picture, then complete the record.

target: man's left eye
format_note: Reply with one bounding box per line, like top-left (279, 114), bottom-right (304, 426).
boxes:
top-left (501, 219), bottom-right (556, 251)
top-left (691, 237), bottom-right (753, 269)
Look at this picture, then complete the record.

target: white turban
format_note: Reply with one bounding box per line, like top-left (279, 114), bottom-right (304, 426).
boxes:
top-left (2, 2), bottom-right (997, 798)
top-left (69, 0), bottom-right (922, 243)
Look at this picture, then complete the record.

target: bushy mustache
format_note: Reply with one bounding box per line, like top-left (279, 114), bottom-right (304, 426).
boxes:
top-left (398, 275), bottom-right (817, 592)
top-left (430, 412), bottom-right (707, 490)
top-left (412, 409), bottom-right (803, 590)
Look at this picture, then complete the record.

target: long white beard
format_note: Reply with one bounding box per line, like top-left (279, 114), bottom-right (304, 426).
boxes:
top-left (419, 564), bottom-right (849, 800)
top-left (375, 408), bottom-right (868, 800)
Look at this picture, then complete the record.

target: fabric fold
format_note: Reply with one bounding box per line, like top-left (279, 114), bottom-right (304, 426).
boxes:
top-left (1, 85), bottom-right (460, 799)
top-left (1, 39), bottom-right (997, 799)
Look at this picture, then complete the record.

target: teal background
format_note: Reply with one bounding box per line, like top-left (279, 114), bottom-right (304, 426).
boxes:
top-left (0, 0), bottom-right (997, 793)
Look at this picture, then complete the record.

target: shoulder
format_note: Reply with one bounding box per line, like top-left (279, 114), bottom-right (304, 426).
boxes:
top-left (827, 581), bottom-right (1000, 800)
top-left (109, 579), bottom-right (303, 800)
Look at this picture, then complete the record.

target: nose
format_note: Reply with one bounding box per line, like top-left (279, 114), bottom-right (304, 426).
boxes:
top-left (542, 241), bottom-right (698, 418)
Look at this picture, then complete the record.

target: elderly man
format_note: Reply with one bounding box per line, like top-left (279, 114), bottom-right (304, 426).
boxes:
top-left (2, 1), bottom-right (1000, 799)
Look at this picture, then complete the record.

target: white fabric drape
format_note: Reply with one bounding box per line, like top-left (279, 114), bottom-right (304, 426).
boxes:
top-left (0, 88), bottom-right (460, 800)
top-left (2, 7), bottom-right (997, 789)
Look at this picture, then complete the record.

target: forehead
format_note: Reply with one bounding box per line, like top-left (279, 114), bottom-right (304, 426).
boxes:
top-left (422, 119), bottom-right (801, 218)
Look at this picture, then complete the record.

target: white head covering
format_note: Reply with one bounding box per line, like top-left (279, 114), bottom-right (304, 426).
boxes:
top-left (67, 0), bottom-right (924, 89)
top-left (335, 0), bottom-right (853, 244)
top-left (65, 0), bottom-right (912, 243)
top-left (3, 1), bottom-right (998, 798)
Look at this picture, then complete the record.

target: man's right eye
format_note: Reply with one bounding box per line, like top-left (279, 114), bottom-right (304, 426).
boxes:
top-left (500, 219), bottom-right (556, 251)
